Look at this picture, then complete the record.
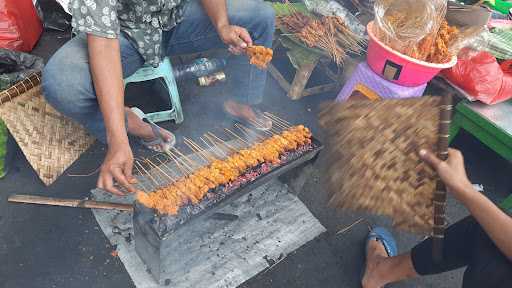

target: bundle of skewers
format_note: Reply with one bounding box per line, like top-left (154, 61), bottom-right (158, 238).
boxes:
top-left (276, 5), bottom-right (367, 66)
top-left (135, 113), bottom-right (313, 215)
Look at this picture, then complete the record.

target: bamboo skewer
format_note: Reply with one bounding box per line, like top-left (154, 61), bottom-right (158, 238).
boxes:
top-left (207, 132), bottom-right (238, 152)
top-left (134, 160), bottom-right (161, 189)
top-left (171, 147), bottom-right (199, 169)
top-left (133, 161), bottom-right (150, 192)
top-left (8, 195), bottom-right (133, 212)
top-left (142, 158), bottom-right (168, 186)
top-left (204, 134), bottom-right (234, 157)
top-left (225, 128), bottom-right (250, 145)
top-left (200, 136), bottom-right (226, 158)
top-left (154, 157), bottom-right (181, 180)
top-left (264, 112), bottom-right (291, 127)
top-left (167, 150), bottom-right (193, 176)
top-left (144, 158), bottom-right (176, 183)
top-left (185, 137), bottom-right (217, 161)
top-left (183, 138), bottom-right (210, 163)
top-left (235, 123), bottom-right (266, 142)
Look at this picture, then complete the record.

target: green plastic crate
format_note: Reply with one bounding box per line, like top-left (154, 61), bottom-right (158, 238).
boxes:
top-left (485, 0), bottom-right (512, 14)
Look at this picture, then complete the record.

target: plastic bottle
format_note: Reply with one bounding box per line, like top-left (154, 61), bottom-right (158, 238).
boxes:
top-left (172, 58), bottom-right (227, 81)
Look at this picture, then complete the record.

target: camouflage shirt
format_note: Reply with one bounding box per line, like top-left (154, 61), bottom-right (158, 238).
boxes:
top-left (70, 0), bottom-right (188, 66)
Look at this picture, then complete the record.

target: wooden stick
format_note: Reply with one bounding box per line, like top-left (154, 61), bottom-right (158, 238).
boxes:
top-left (432, 94), bottom-right (453, 263)
top-left (184, 137), bottom-right (216, 161)
top-left (134, 160), bottom-right (161, 189)
top-left (207, 132), bottom-right (238, 152)
top-left (201, 136), bottom-right (226, 158)
top-left (154, 157), bottom-right (181, 180)
top-left (166, 150), bottom-right (193, 176)
top-left (262, 114), bottom-right (288, 130)
top-left (183, 138), bottom-right (209, 163)
top-left (144, 158), bottom-right (176, 183)
top-left (132, 160), bottom-right (151, 192)
top-left (225, 128), bottom-right (250, 145)
top-left (264, 112), bottom-right (291, 127)
top-left (236, 123), bottom-right (266, 141)
top-left (8, 195), bottom-right (133, 212)
top-left (171, 147), bottom-right (199, 168)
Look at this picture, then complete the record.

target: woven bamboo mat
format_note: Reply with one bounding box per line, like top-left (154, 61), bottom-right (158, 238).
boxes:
top-left (0, 73), bottom-right (95, 185)
top-left (319, 96), bottom-right (443, 233)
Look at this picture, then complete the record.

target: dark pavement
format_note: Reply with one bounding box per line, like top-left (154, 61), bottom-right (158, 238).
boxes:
top-left (1, 26), bottom-right (511, 288)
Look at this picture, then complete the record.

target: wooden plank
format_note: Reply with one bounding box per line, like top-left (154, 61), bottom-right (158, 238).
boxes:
top-left (8, 194), bottom-right (133, 212)
top-left (288, 59), bottom-right (319, 100)
top-left (268, 63), bottom-right (291, 93)
top-left (302, 83), bottom-right (340, 98)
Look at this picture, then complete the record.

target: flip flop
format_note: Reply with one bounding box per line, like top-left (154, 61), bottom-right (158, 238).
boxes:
top-left (366, 227), bottom-right (398, 258)
top-left (223, 105), bottom-right (273, 131)
top-left (130, 107), bottom-right (176, 152)
top-left (362, 227), bottom-right (398, 285)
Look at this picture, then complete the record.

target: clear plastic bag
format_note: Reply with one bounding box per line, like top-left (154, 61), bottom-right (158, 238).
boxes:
top-left (373, 0), bottom-right (447, 61)
top-left (304, 0), bottom-right (366, 35)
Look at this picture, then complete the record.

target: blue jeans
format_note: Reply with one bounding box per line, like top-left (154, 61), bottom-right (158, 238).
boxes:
top-left (42, 0), bottom-right (275, 143)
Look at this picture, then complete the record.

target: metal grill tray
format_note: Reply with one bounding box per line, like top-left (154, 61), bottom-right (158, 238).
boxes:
top-left (134, 137), bottom-right (324, 239)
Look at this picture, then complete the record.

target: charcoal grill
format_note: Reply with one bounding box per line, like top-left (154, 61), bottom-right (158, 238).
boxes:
top-left (133, 137), bottom-right (323, 284)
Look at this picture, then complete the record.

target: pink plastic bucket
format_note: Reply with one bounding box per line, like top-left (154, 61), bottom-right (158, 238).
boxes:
top-left (366, 21), bottom-right (457, 87)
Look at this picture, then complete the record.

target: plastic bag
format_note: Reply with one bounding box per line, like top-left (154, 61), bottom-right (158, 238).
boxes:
top-left (0, 0), bottom-right (43, 52)
top-left (0, 48), bottom-right (44, 89)
top-left (373, 0), bottom-right (447, 60)
top-left (304, 0), bottom-right (366, 35)
top-left (443, 48), bottom-right (512, 105)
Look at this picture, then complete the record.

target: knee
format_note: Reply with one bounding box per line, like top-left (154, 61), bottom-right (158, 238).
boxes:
top-left (248, 2), bottom-right (275, 44)
top-left (42, 53), bottom-right (92, 117)
top-left (254, 3), bottom-right (275, 32)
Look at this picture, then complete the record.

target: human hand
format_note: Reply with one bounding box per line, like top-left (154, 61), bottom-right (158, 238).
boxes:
top-left (419, 148), bottom-right (474, 201)
top-left (217, 25), bottom-right (253, 55)
top-left (97, 141), bottom-right (137, 196)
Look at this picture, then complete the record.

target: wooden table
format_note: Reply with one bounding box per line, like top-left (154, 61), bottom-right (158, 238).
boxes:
top-left (268, 36), bottom-right (344, 100)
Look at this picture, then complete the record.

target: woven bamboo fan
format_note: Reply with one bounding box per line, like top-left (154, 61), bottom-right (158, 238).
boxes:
top-left (0, 73), bottom-right (95, 185)
top-left (319, 95), bottom-right (452, 234)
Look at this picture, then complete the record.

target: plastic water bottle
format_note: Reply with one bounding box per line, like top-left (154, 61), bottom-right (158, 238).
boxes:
top-left (173, 58), bottom-right (227, 81)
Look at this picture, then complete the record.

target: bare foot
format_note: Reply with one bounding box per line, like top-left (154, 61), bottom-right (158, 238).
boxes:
top-left (125, 108), bottom-right (175, 150)
top-left (362, 239), bottom-right (389, 288)
top-left (223, 100), bottom-right (272, 130)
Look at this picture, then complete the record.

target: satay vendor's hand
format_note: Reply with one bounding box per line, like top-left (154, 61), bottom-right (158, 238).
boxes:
top-left (97, 141), bottom-right (137, 196)
top-left (419, 148), bottom-right (474, 201)
top-left (217, 24), bottom-right (253, 55)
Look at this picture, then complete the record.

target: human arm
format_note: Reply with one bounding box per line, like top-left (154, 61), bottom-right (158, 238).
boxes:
top-left (88, 35), bottom-right (135, 195)
top-left (70, 0), bottom-right (135, 195)
top-left (200, 0), bottom-right (253, 54)
top-left (420, 148), bottom-right (512, 261)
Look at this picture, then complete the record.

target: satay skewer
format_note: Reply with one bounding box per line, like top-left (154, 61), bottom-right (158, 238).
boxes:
top-left (225, 128), bottom-right (250, 146)
top-left (166, 150), bottom-right (193, 176)
top-left (200, 136), bottom-right (226, 158)
top-left (134, 160), bottom-right (161, 190)
top-left (236, 123), bottom-right (267, 141)
top-left (184, 137), bottom-right (215, 162)
top-left (207, 132), bottom-right (238, 152)
top-left (144, 158), bottom-right (176, 183)
top-left (264, 112), bottom-right (292, 127)
top-left (183, 138), bottom-right (210, 163)
top-left (154, 157), bottom-right (181, 180)
top-left (171, 147), bottom-right (200, 169)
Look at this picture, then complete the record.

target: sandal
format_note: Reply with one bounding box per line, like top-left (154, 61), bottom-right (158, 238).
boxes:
top-left (130, 107), bottom-right (176, 152)
top-left (361, 227), bottom-right (398, 285)
top-left (223, 104), bottom-right (273, 131)
top-left (366, 227), bottom-right (397, 258)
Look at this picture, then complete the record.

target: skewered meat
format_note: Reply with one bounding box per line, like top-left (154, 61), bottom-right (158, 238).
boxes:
top-left (137, 126), bottom-right (313, 215)
top-left (246, 45), bottom-right (273, 69)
